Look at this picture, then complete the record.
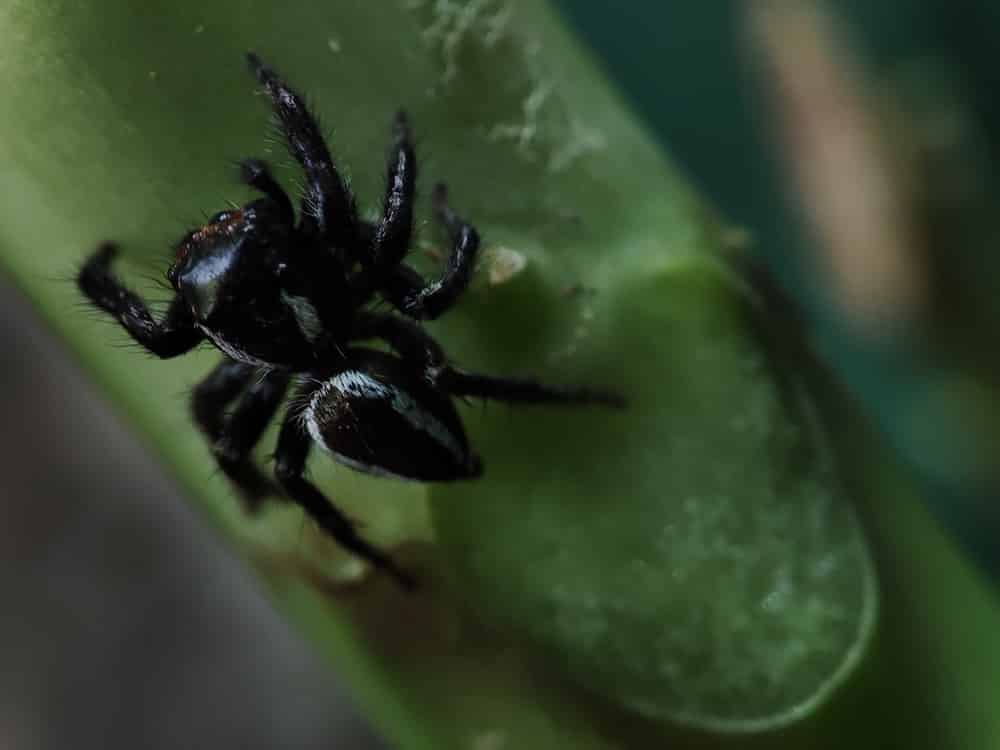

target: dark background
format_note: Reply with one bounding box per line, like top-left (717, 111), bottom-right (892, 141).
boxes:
top-left (0, 276), bottom-right (385, 748)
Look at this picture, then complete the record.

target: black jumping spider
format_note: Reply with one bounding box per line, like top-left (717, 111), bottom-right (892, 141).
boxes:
top-left (78, 53), bottom-right (621, 587)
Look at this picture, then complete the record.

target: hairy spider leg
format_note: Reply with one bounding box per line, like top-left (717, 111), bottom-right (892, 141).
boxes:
top-left (346, 112), bottom-right (420, 307)
top-left (246, 52), bottom-right (359, 256)
top-left (191, 359), bottom-right (258, 440)
top-left (238, 158), bottom-right (294, 224)
top-left (439, 368), bottom-right (627, 408)
top-left (350, 310), bottom-right (445, 369)
top-left (358, 183), bottom-right (483, 321)
top-left (370, 111), bottom-right (417, 269)
top-left (346, 111), bottom-right (422, 305)
top-left (274, 385), bottom-right (417, 589)
top-left (351, 310), bottom-right (623, 408)
top-left (192, 359), bottom-right (292, 504)
top-left (77, 243), bottom-right (204, 358)
top-left (350, 221), bottom-right (424, 308)
top-left (329, 112), bottom-right (478, 321)
top-left (212, 369), bottom-right (291, 506)
top-left (398, 183), bottom-right (481, 320)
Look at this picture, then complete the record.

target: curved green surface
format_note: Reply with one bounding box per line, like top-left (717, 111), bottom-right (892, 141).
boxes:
top-left (432, 258), bottom-right (876, 731)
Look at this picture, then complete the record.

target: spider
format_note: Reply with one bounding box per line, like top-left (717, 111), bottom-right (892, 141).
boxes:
top-left (77, 52), bottom-right (622, 588)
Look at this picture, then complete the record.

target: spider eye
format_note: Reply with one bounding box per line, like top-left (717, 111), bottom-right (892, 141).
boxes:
top-left (209, 210), bottom-right (232, 224)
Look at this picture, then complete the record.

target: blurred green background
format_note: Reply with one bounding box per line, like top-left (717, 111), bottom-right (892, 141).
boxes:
top-left (553, 0), bottom-right (1000, 579)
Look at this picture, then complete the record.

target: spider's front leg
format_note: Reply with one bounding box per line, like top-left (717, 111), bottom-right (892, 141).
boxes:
top-left (347, 111), bottom-right (420, 305)
top-left (246, 53), bottom-right (359, 253)
top-left (369, 111), bottom-right (416, 270)
top-left (77, 242), bottom-right (203, 357)
top-left (191, 360), bottom-right (290, 507)
top-left (274, 386), bottom-right (416, 589)
top-left (238, 158), bottom-right (294, 224)
top-left (404, 183), bottom-right (481, 320)
top-left (348, 115), bottom-right (479, 320)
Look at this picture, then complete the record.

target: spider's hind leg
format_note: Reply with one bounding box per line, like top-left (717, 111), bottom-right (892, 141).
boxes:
top-left (274, 384), bottom-right (416, 589)
top-left (191, 361), bottom-right (291, 508)
top-left (439, 367), bottom-right (626, 408)
top-left (216, 370), bottom-right (291, 507)
top-left (191, 359), bottom-right (257, 440)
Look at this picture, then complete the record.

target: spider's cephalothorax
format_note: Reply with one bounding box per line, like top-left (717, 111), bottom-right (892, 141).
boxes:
top-left (78, 52), bottom-right (623, 588)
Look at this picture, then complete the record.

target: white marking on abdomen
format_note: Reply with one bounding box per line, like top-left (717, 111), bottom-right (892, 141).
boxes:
top-left (306, 370), bottom-right (465, 464)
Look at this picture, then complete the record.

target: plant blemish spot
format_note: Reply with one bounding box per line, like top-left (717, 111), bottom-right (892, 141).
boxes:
top-left (487, 246), bottom-right (527, 285)
top-left (472, 729), bottom-right (506, 750)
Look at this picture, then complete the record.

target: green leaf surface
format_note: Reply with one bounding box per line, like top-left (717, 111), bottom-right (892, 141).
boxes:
top-left (432, 258), bottom-right (876, 731)
top-left (0, 1), bottom-right (996, 748)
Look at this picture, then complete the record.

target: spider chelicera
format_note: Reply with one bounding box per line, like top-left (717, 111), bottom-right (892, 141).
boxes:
top-left (77, 52), bottom-right (622, 588)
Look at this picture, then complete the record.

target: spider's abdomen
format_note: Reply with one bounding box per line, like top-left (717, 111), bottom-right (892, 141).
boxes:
top-left (305, 350), bottom-right (482, 481)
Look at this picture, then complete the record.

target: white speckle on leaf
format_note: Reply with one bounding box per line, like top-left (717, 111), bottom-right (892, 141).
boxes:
top-left (420, 0), bottom-right (503, 83)
top-left (333, 557), bottom-right (369, 584)
top-left (486, 246), bottom-right (526, 285)
top-left (472, 729), bottom-right (506, 750)
top-left (548, 117), bottom-right (607, 172)
top-left (482, 4), bottom-right (511, 46)
top-left (408, 0), bottom-right (602, 170)
top-left (487, 80), bottom-right (551, 156)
